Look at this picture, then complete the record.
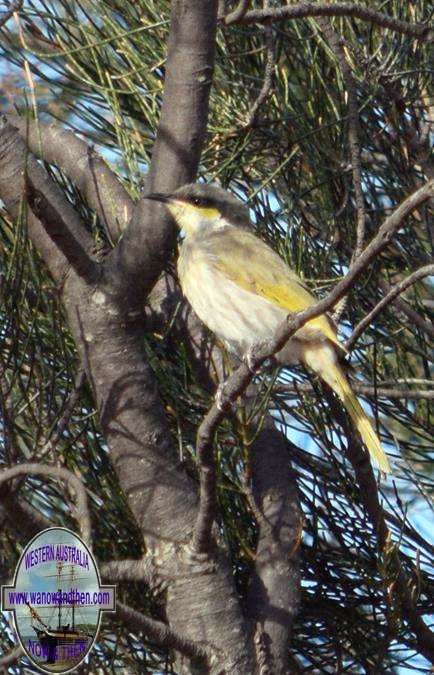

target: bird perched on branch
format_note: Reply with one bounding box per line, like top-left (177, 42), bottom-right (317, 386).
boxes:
top-left (145, 183), bottom-right (390, 473)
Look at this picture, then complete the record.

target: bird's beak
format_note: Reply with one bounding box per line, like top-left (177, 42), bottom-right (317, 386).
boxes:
top-left (144, 192), bottom-right (171, 204)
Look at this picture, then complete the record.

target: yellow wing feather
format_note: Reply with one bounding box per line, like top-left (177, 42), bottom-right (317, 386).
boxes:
top-left (207, 228), bottom-right (342, 348)
top-left (190, 226), bottom-right (388, 471)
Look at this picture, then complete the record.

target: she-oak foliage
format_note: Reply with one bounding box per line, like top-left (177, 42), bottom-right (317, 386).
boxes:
top-left (0, 0), bottom-right (432, 673)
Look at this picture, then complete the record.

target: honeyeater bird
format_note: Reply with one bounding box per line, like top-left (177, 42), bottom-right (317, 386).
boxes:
top-left (145, 183), bottom-right (390, 473)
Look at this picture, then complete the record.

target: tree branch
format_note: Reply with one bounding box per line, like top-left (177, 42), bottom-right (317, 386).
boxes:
top-left (100, 556), bottom-right (155, 585)
top-left (246, 421), bottom-right (302, 672)
top-left (0, 113), bottom-right (254, 672)
top-left (0, 0), bottom-right (22, 29)
top-left (0, 118), bottom-right (96, 286)
top-left (148, 275), bottom-right (302, 670)
top-left (37, 368), bottom-right (86, 459)
top-left (222, 0), bottom-right (250, 25)
top-left (0, 645), bottom-right (23, 670)
top-left (8, 115), bottom-right (133, 243)
top-left (0, 495), bottom-right (53, 541)
top-left (249, 180), bottom-right (433, 366)
top-left (192, 420), bottom-right (219, 554)
top-left (347, 264), bottom-right (434, 349)
top-left (325, 394), bottom-right (434, 662)
top-left (115, 602), bottom-right (214, 665)
top-left (106, 0), bottom-right (218, 301)
top-left (26, 177), bottom-right (98, 283)
top-left (242, 16), bottom-right (275, 131)
top-left (235, 3), bottom-right (432, 41)
top-left (316, 20), bottom-right (365, 260)
top-left (191, 180), bottom-right (433, 553)
top-left (274, 381), bottom-right (434, 401)
top-left (0, 463), bottom-right (91, 544)
top-left (378, 276), bottom-right (434, 340)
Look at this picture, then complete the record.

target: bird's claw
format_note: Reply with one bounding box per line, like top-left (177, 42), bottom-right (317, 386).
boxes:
top-left (215, 383), bottom-right (233, 412)
top-left (245, 346), bottom-right (261, 374)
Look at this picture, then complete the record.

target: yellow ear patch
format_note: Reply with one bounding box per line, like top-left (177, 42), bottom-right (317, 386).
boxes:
top-left (167, 200), bottom-right (222, 235)
top-left (168, 201), bottom-right (220, 219)
top-left (179, 202), bottom-right (219, 218)
top-left (196, 207), bottom-right (220, 219)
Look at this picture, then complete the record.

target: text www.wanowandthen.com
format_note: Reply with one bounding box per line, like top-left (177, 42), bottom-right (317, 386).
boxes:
top-left (7, 588), bottom-right (111, 607)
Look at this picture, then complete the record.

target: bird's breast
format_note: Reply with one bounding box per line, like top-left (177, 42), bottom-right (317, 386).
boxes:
top-left (178, 243), bottom-right (287, 354)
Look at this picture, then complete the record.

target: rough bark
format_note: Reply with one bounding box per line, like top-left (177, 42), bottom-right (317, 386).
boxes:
top-left (106, 0), bottom-right (218, 301)
top-left (148, 276), bottom-right (303, 672)
top-left (8, 115), bottom-right (133, 241)
top-left (247, 422), bottom-right (302, 674)
top-left (0, 119), bottom-right (253, 673)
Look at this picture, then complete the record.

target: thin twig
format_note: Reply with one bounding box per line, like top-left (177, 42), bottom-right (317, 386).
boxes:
top-left (253, 185), bottom-right (433, 354)
top-left (0, 0), bottom-right (23, 29)
top-left (325, 392), bottom-right (434, 661)
top-left (233, 3), bottom-right (432, 42)
top-left (191, 180), bottom-right (433, 554)
top-left (0, 463), bottom-right (91, 544)
top-left (26, 177), bottom-right (98, 284)
top-left (378, 276), bottom-right (434, 340)
top-left (241, 471), bottom-right (275, 540)
top-left (223, 0), bottom-right (250, 25)
top-left (242, 17), bottom-right (275, 130)
top-left (316, 19), bottom-right (366, 324)
top-left (38, 368), bottom-right (86, 459)
top-left (318, 20), bottom-right (366, 259)
top-left (274, 382), bottom-right (434, 401)
top-left (347, 264), bottom-right (434, 349)
top-left (0, 645), bottom-right (23, 669)
top-left (115, 602), bottom-right (214, 664)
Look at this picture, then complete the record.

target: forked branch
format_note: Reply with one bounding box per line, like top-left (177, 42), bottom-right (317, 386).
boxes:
top-left (347, 264), bottom-right (434, 349)
top-left (116, 602), bottom-right (214, 664)
top-left (0, 463), bottom-right (91, 544)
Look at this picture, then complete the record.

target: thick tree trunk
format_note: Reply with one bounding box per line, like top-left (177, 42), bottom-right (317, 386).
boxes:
top-left (0, 119), bottom-right (254, 672)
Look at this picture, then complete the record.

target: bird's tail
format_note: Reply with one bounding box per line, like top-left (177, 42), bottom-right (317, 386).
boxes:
top-left (303, 343), bottom-right (390, 473)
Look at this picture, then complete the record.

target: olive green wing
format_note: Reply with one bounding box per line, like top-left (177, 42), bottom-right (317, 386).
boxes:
top-left (208, 228), bottom-right (341, 347)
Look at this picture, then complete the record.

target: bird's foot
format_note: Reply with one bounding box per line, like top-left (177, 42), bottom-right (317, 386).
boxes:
top-left (245, 344), bottom-right (273, 374)
top-left (245, 346), bottom-right (260, 373)
top-left (262, 355), bottom-right (278, 373)
top-left (215, 383), bottom-right (233, 413)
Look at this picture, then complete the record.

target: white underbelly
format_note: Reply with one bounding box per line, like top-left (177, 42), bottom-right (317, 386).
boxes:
top-left (180, 261), bottom-right (287, 354)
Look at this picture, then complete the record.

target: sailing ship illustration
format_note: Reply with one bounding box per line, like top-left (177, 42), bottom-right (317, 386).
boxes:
top-left (25, 560), bottom-right (93, 666)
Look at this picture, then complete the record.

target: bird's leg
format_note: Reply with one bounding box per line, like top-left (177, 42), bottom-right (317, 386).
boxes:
top-left (262, 355), bottom-right (278, 374)
top-left (215, 382), bottom-right (233, 412)
top-left (245, 345), bottom-right (261, 373)
top-left (245, 343), bottom-right (276, 374)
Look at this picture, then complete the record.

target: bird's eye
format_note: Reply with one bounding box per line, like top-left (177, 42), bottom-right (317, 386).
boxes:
top-left (192, 197), bottom-right (203, 206)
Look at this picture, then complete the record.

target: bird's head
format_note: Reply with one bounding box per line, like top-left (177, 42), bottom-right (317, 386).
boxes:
top-left (144, 183), bottom-right (251, 237)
